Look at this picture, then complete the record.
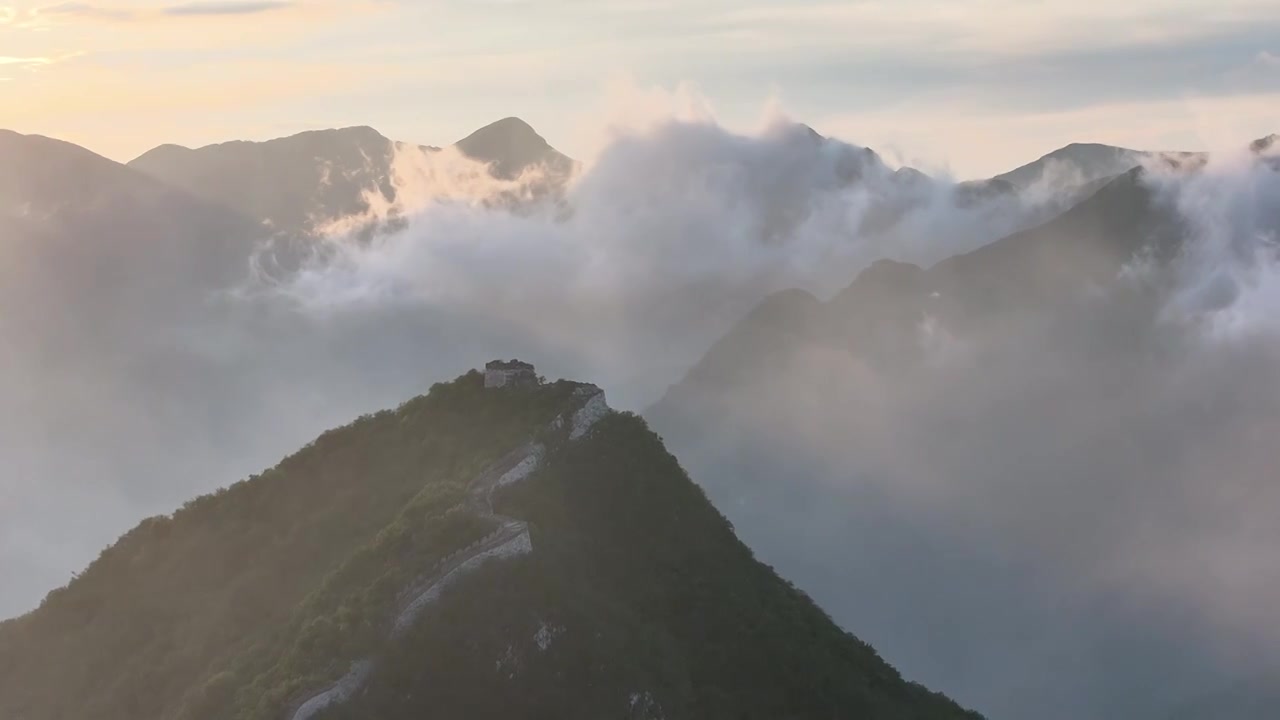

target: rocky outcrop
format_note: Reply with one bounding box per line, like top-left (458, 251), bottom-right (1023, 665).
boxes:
top-left (570, 385), bottom-right (609, 440)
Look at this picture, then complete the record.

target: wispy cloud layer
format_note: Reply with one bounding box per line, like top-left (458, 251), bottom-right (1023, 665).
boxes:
top-left (0, 54), bottom-right (53, 64)
top-left (4, 0), bottom-right (303, 25)
top-left (35, 2), bottom-right (133, 20)
top-left (0, 0), bottom-right (1276, 175)
top-left (163, 1), bottom-right (292, 17)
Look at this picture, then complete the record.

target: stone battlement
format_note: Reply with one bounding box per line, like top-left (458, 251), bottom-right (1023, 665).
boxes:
top-left (484, 359), bottom-right (537, 388)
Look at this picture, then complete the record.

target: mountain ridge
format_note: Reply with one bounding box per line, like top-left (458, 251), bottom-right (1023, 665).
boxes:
top-left (123, 117), bottom-right (575, 233)
top-left (0, 369), bottom-right (981, 720)
top-left (128, 125), bottom-right (423, 163)
top-left (645, 144), bottom-right (1280, 720)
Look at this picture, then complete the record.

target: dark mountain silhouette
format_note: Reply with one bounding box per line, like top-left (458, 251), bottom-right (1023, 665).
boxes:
top-left (994, 142), bottom-right (1144, 189)
top-left (992, 141), bottom-right (1204, 193)
top-left (646, 152), bottom-right (1280, 719)
top-left (5, 121), bottom-right (1276, 719)
top-left (455, 116), bottom-right (575, 181)
top-left (128, 119), bottom-right (576, 234)
top-left (0, 129), bottom-right (263, 344)
top-left (129, 126), bottom-right (412, 234)
top-left (0, 131), bottom-right (298, 620)
top-left (0, 372), bottom-right (980, 720)
top-left (652, 165), bottom-right (1179, 407)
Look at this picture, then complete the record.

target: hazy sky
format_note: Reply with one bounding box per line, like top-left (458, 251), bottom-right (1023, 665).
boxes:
top-left (2, 0), bottom-right (1278, 177)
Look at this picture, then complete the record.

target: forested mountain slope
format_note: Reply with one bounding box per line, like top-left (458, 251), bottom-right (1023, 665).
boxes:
top-left (0, 371), bottom-right (979, 720)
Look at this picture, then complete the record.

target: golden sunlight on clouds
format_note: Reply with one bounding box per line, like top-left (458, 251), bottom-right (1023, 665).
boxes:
top-left (0, 52), bottom-right (77, 81)
top-left (1, 0), bottom-right (1276, 174)
top-left (0, 56), bottom-right (54, 65)
top-left (2, 1), bottom-right (338, 28)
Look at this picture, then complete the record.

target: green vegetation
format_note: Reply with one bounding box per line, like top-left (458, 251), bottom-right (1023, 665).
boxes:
top-left (0, 372), bottom-right (979, 720)
top-left (322, 412), bottom-right (981, 719)
top-left (0, 372), bottom-right (584, 720)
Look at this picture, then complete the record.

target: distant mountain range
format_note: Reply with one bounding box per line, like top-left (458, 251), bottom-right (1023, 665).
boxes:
top-left (995, 142), bottom-right (1176, 189)
top-left (3, 117), bottom-right (1201, 246)
top-left (127, 117), bottom-right (575, 234)
top-left (646, 140), bottom-right (1280, 720)
top-left (3, 117), bottom-right (1277, 720)
top-left (0, 129), bottom-right (258, 350)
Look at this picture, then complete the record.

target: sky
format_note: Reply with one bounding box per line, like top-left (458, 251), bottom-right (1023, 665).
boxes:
top-left (1, 0), bottom-right (1279, 175)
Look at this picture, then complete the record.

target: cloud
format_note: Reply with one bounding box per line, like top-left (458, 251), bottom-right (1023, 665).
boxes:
top-left (266, 98), bottom-right (1279, 720)
top-left (766, 0), bottom-right (1278, 57)
top-left (3, 67), bottom-right (1279, 719)
top-left (252, 84), bottom-right (1059, 409)
top-left (0, 55), bottom-right (54, 65)
top-left (163, 1), bottom-right (292, 17)
top-left (0, 52), bottom-right (80, 71)
top-left (644, 140), bottom-right (1280, 719)
top-left (1144, 144), bottom-right (1280, 337)
top-left (36, 2), bottom-right (134, 20)
top-left (0, 84), bottom-right (1068, 619)
top-left (13, 0), bottom-right (301, 25)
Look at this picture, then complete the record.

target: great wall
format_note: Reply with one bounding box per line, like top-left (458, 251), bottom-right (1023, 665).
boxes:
top-left (287, 382), bottom-right (608, 720)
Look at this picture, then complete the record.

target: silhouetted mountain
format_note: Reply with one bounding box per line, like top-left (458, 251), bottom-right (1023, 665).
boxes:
top-left (646, 153), bottom-right (1280, 719)
top-left (992, 141), bottom-right (1203, 193)
top-left (129, 126), bottom-right (410, 234)
top-left (455, 116), bottom-right (574, 181)
top-left (654, 166), bottom-right (1177, 400)
top-left (954, 177), bottom-right (1016, 206)
top-left (0, 372), bottom-right (980, 720)
top-left (0, 130), bottom-right (263, 342)
top-left (129, 119), bottom-right (576, 234)
top-left (0, 131), bottom-right (294, 618)
top-left (994, 142), bottom-right (1143, 189)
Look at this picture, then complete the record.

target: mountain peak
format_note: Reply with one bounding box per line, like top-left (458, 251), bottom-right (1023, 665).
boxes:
top-left (127, 125), bottom-right (403, 233)
top-left (993, 141), bottom-right (1145, 190)
top-left (455, 116), bottom-right (567, 179)
top-left (0, 369), bottom-right (979, 720)
top-left (460, 114), bottom-right (540, 139)
top-left (458, 116), bottom-right (544, 146)
top-left (0, 130), bottom-right (183, 213)
top-left (1044, 142), bottom-right (1138, 164)
top-left (131, 126), bottom-right (392, 164)
top-left (293, 124), bottom-right (389, 144)
top-left (769, 122), bottom-right (825, 146)
top-left (1251, 133), bottom-right (1278, 154)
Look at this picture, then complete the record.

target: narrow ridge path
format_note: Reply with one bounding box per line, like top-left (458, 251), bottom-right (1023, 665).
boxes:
top-left (287, 387), bottom-right (606, 720)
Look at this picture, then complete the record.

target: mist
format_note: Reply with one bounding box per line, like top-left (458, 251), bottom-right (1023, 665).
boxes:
top-left (0, 97), bottom-right (1060, 619)
top-left (255, 111), bottom-right (1061, 406)
top-left (648, 144), bottom-right (1280, 718)
top-left (4, 93), bottom-right (1276, 720)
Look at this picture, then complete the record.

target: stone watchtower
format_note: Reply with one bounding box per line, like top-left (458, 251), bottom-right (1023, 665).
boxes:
top-left (484, 359), bottom-right (538, 388)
